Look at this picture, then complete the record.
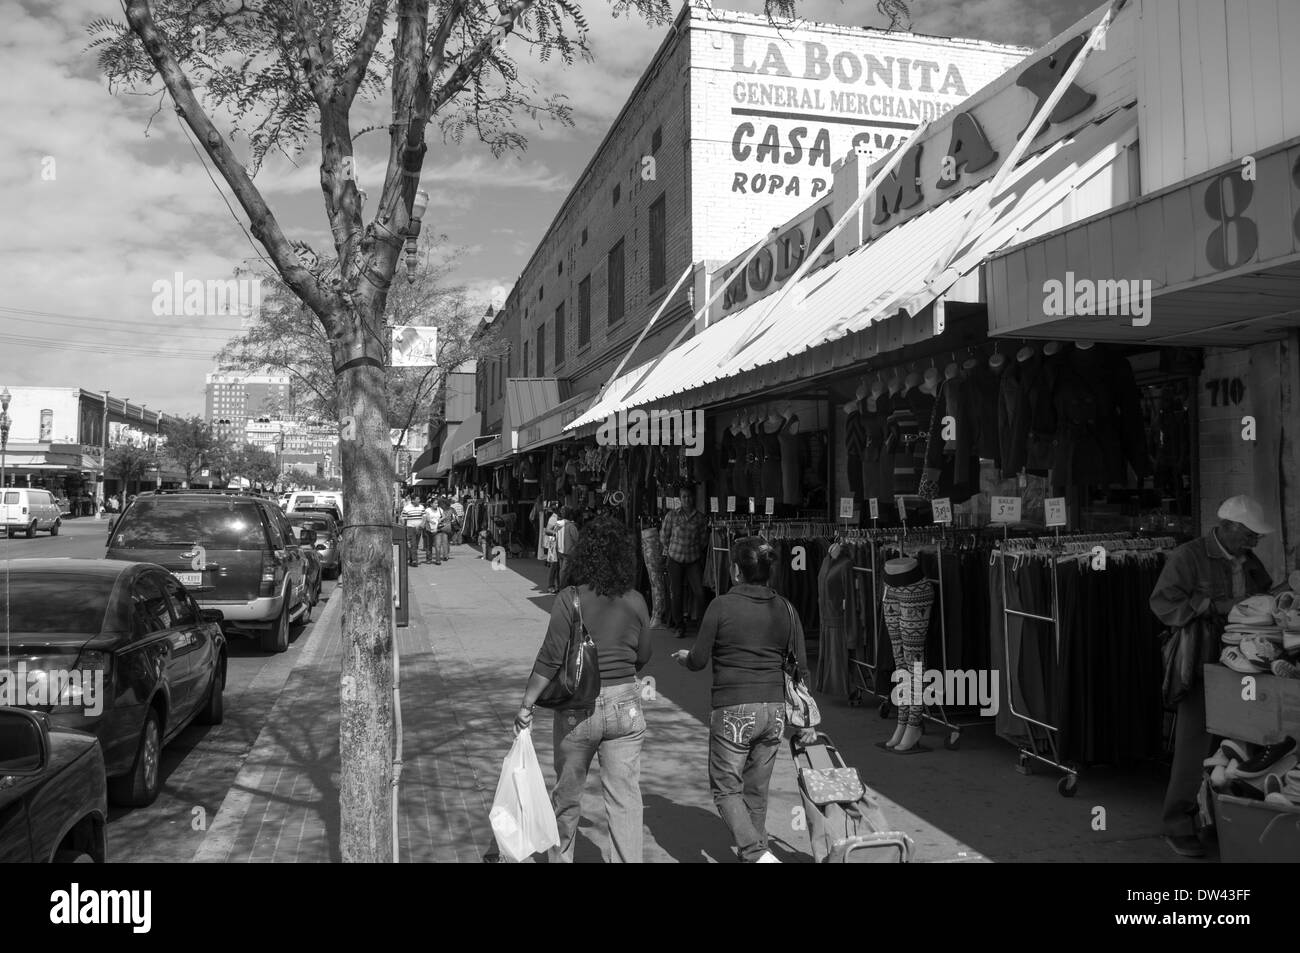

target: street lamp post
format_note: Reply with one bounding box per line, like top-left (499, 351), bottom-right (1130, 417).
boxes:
top-left (1, 386), bottom-right (12, 493)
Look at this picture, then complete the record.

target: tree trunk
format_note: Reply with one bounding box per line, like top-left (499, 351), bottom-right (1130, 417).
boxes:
top-left (335, 318), bottom-right (396, 863)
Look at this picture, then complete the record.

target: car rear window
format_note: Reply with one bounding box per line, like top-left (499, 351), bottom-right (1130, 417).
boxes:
top-left (112, 499), bottom-right (268, 550)
top-left (0, 573), bottom-right (116, 634)
top-left (291, 518), bottom-right (330, 533)
top-left (2, 492), bottom-right (18, 504)
top-left (294, 496), bottom-right (316, 506)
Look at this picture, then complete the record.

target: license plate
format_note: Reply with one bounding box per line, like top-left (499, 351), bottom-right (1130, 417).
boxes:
top-left (173, 572), bottom-right (203, 587)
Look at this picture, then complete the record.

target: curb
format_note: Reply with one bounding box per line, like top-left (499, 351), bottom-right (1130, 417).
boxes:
top-left (192, 588), bottom-right (342, 862)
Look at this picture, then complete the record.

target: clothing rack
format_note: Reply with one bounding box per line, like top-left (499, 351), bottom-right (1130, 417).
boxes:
top-left (993, 532), bottom-right (1176, 798)
top-left (848, 525), bottom-right (995, 750)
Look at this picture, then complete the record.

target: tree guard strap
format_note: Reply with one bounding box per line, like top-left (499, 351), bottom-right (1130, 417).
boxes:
top-left (337, 354), bottom-right (385, 372)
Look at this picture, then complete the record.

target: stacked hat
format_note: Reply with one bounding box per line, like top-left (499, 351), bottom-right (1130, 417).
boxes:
top-left (1273, 591), bottom-right (1300, 652)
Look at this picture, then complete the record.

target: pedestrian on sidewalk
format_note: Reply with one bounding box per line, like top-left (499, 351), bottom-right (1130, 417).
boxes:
top-left (434, 497), bottom-right (452, 562)
top-left (542, 503), bottom-right (560, 592)
top-left (451, 495), bottom-right (466, 545)
top-left (1148, 494), bottom-right (1275, 859)
top-left (421, 497), bottom-right (442, 565)
top-left (555, 506), bottom-right (580, 591)
top-left (661, 484), bottom-right (709, 638)
top-left (514, 516), bottom-right (652, 863)
top-left (401, 495), bottom-right (424, 567)
top-left (672, 536), bottom-right (816, 864)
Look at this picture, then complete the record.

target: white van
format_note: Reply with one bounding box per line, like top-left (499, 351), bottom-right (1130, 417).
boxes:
top-left (1, 488), bottom-right (63, 537)
top-left (286, 491), bottom-right (344, 518)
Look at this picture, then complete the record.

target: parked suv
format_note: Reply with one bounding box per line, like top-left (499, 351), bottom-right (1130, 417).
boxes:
top-left (105, 491), bottom-right (310, 653)
top-left (1, 488), bottom-right (63, 538)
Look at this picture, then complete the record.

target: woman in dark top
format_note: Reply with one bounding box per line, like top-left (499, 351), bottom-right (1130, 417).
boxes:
top-left (514, 516), bottom-right (652, 863)
top-left (673, 537), bottom-right (815, 863)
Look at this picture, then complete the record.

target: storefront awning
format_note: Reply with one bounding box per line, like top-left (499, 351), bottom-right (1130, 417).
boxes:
top-left (517, 390), bottom-right (596, 453)
top-left (437, 412), bottom-right (482, 472)
top-left (568, 106), bottom-right (1139, 432)
top-left (988, 133), bottom-right (1300, 347)
top-left (415, 463), bottom-right (449, 480)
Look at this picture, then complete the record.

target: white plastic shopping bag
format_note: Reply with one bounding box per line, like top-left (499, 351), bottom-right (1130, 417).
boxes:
top-left (489, 727), bottom-right (560, 862)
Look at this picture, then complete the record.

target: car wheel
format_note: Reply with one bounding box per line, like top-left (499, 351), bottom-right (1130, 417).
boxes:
top-left (196, 657), bottom-right (225, 726)
top-left (49, 520), bottom-right (60, 536)
top-left (26, 521), bottom-right (36, 539)
top-left (54, 850), bottom-right (96, 863)
top-left (108, 708), bottom-right (163, 808)
top-left (261, 597), bottom-right (290, 653)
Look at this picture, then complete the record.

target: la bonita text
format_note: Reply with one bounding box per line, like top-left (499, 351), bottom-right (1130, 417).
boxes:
top-left (1127, 890), bottom-right (1251, 904)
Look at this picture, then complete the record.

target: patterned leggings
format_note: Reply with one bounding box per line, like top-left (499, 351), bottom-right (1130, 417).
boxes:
top-left (883, 581), bottom-right (934, 728)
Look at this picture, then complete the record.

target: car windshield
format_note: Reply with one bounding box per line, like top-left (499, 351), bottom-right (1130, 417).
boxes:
top-left (0, 572), bottom-right (115, 634)
top-left (112, 499), bottom-right (266, 549)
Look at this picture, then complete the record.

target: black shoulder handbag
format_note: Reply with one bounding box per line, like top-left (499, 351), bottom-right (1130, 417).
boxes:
top-left (535, 587), bottom-right (602, 710)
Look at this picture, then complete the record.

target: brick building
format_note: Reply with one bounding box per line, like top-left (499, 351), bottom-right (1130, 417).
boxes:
top-left (474, 4), bottom-right (1028, 464)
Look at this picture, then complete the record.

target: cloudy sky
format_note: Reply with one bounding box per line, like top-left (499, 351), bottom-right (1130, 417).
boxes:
top-left (0, 0), bottom-right (1096, 417)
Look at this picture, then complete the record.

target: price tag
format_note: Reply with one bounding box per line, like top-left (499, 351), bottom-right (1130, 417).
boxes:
top-left (710, 497), bottom-right (719, 513)
top-left (868, 498), bottom-right (879, 520)
top-left (765, 497), bottom-right (775, 515)
top-left (839, 497), bottom-right (855, 520)
top-left (748, 497), bottom-right (756, 513)
top-left (726, 496), bottom-right (736, 513)
top-left (897, 497), bottom-right (907, 521)
top-left (932, 498), bottom-right (953, 524)
top-left (1045, 497), bottom-right (1067, 527)
top-left (991, 496), bottom-right (1023, 523)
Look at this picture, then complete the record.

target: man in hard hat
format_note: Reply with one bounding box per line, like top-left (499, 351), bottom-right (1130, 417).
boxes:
top-left (1149, 495), bottom-right (1275, 858)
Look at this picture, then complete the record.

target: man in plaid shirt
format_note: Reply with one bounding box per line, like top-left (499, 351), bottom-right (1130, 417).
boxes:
top-left (662, 484), bottom-right (710, 639)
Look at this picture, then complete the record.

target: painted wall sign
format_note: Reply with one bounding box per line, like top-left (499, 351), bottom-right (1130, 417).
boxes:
top-left (691, 17), bottom-right (1028, 268)
top-left (707, 14), bottom-right (1125, 323)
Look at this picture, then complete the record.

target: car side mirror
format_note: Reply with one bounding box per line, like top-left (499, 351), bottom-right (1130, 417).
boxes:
top-left (198, 608), bottom-right (225, 624)
top-left (0, 708), bottom-right (50, 777)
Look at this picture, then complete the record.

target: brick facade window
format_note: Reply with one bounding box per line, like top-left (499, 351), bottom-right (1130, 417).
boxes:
top-left (536, 324), bottom-right (545, 376)
top-left (612, 183), bottom-right (620, 206)
top-left (607, 239), bottom-right (625, 325)
top-left (648, 192), bottom-right (667, 291)
top-left (578, 275), bottom-right (591, 346)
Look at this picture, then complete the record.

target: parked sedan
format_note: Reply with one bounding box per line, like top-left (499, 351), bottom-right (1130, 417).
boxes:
top-left (0, 559), bottom-right (226, 808)
top-left (0, 706), bottom-right (107, 862)
top-left (288, 511), bottom-right (341, 579)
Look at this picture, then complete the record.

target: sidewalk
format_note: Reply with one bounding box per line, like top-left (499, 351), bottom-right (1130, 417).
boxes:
top-left (195, 539), bottom-right (1193, 863)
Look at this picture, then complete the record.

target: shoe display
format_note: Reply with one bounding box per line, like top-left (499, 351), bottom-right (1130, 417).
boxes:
top-left (755, 851), bottom-right (781, 863)
top-left (1272, 659), bottom-right (1300, 679)
top-left (1228, 737), bottom-right (1297, 780)
top-left (1241, 636), bottom-right (1281, 666)
top-left (1163, 834), bottom-right (1206, 858)
top-left (1220, 646), bottom-right (1267, 674)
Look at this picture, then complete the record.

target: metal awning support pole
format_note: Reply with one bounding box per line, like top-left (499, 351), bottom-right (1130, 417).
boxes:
top-left (592, 262), bottom-right (696, 407)
top-left (908, 0), bottom-right (1128, 313)
top-left (602, 229), bottom-right (782, 413)
top-left (721, 120), bottom-right (931, 365)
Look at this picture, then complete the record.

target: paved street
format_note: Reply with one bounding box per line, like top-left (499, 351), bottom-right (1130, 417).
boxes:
top-left (0, 516), bottom-right (337, 862)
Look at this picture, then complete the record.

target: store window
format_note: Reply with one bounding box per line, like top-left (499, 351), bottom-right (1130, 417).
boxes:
top-left (578, 276), bottom-right (591, 347)
top-left (648, 193), bottom-right (667, 291)
top-left (554, 303), bottom-right (565, 367)
top-left (607, 239), bottom-right (625, 325)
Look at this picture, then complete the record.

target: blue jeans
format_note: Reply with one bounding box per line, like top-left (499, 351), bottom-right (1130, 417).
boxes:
top-left (709, 701), bottom-right (785, 862)
top-left (549, 682), bottom-right (645, 863)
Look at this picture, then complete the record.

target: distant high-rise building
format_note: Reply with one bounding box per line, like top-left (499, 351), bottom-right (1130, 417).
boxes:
top-left (205, 369), bottom-right (291, 438)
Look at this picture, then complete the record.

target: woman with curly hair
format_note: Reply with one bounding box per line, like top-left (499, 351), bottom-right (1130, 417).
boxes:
top-left (514, 515), bottom-right (653, 862)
